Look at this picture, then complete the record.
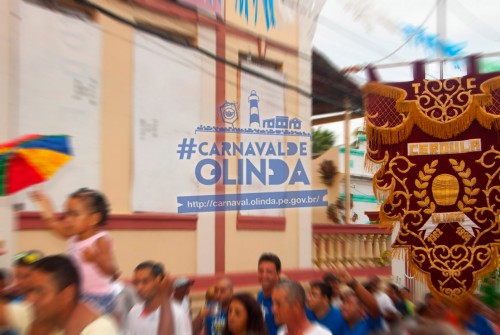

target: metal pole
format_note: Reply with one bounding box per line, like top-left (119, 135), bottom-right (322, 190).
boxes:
top-left (344, 98), bottom-right (351, 224)
top-left (437, 0), bottom-right (446, 79)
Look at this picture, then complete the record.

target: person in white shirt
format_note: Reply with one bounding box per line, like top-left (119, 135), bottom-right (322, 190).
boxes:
top-left (367, 276), bottom-right (400, 332)
top-left (272, 280), bottom-right (331, 335)
top-left (368, 277), bottom-right (400, 318)
top-left (172, 276), bottom-right (194, 315)
top-left (126, 261), bottom-right (191, 335)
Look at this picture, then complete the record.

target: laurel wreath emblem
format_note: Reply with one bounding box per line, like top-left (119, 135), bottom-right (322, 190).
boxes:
top-left (449, 159), bottom-right (479, 213)
top-left (413, 160), bottom-right (438, 214)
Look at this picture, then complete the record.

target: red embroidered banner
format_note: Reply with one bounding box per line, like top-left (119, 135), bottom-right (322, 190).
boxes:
top-left (364, 69), bottom-right (500, 301)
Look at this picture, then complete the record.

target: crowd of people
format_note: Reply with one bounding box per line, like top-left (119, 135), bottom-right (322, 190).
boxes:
top-left (0, 188), bottom-right (498, 335)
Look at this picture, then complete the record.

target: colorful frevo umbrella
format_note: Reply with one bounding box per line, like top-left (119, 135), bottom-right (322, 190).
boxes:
top-left (0, 134), bottom-right (73, 196)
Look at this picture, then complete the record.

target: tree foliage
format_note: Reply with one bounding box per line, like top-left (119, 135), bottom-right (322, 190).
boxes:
top-left (312, 128), bottom-right (336, 155)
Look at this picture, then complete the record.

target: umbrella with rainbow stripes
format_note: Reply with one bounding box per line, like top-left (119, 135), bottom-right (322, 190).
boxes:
top-left (0, 134), bottom-right (73, 196)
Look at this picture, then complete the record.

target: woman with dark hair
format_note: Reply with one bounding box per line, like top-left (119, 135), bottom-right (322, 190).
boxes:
top-left (223, 292), bottom-right (268, 335)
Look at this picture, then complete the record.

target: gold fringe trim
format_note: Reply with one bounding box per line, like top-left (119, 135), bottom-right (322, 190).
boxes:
top-left (362, 82), bottom-right (408, 100)
top-left (481, 76), bottom-right (500, 93)
top-left (379, 220), bottom-right (397, 229)
top-left (364, 77), bottom-right (500, 144)
top-left (374, 188), bottom-right (392, 203)
top-left (477, 106), bottom-right (500, 130)
top-left (406, 259), bottom-right (429, 284)
top-left (365, 116), bottom-right (414, 145)
top-left (391, 246), bottom-right (429, 283)
top-left (364, 149), bottom-right (388, 175)
top-left (475, 94), bottom-right (493, 107)
top-left (363, 83), bottom-right (414, 145)
top-left (378, 206), bottom-right (398, 228)
top-left (372, 188), bottom-right (395, 228)
top-left (469, 244), bottom-right (500, 293)
top-left (390, 246), bottom-right (406, 261)
top-left (364, 157), bottom-right (381, 174)
top-left (396, 101), bottom-right (420, 114)
top-left (477, 77), bottom-right (500, 130)
top-left (411, 101), bottom-right (478, 140)
top-left (370, 151), bottom-right (390, 197)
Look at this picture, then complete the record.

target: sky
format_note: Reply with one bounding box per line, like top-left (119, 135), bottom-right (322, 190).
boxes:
top-left (311, 0), bottom-right (500, 144)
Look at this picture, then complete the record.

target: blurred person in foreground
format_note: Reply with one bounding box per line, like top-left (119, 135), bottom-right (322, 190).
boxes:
top-left (456, 295), bottom-right (496, 335)
top-left (323, 273), bottom-right (342, 308)
top-left (272, 280), bottom-right (331, 335)
top-left (309, 269), bottom-right (382, 335)
top-left (127, 261), bottom-right (191, 335)
top-left (1, 251), bottom-right (44, 302)
top-left (399, 287), bottom-right (415, 317)
top-left (222, 293), bottom-right (268, 335)
top-left (172, 276), bottom-right (194, 315)
top-left (0, 255), bottom-right (118, 334)
top-left (192, 277), bottom-right (233, 335)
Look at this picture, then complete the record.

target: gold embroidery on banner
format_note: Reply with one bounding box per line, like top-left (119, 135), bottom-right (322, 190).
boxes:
top-left (473, 146), bottom-right (500, 243)
top-left (413, 161), bottom-right (438, 214)
top-left (417, 79), bottom-right (472, 123)
top-left (365, 76), bottom-right (500, 303)
top-left (411, 244), bottom-right (494, 300)
top-left (450, 159), bottom-right (479, 214)
top-left (375, 154), bottom-right (430, 243)
top-left (432, 212), bottom-right (464, 223)
top-left (363, 83), bottom-right (414, 145)
top-left (363, 76), bottom-right (500, 144)
top-left (391, 152), bottom-right (499, 301)
top-left (432, 174), bottom-right (459, 206)
top-left (456, 227), bottom-right (472, 242)
top-left (427, 228), bottom-right (443, 244)
top-left (364, 147), bottom-right (383, 174)
top-left (478, 77), bottom-right (500, 130)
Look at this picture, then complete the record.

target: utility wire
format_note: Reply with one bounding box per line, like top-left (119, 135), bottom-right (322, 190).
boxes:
top-left (29, 1), bottom-right (345, 113)
top-left (370, 2), bottom-right (437, 65)
top-left (112, 0), bottom-right (363, 95)
top-left (316, 16), bottom-right (408, 63)
top-left (116, 0), bottom-right (429, 91)
top-left (77, 0), bottom-right (361, 111)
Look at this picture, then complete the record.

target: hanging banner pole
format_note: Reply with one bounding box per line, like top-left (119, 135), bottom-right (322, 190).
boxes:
top-left (437, 0), bottom-right (447, 79)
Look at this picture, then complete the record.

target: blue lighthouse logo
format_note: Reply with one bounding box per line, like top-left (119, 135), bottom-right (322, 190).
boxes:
top-left (248, 90), bottom-right (260, 128)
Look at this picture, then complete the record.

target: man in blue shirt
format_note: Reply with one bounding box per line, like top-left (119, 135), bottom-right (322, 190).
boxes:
top-left (257, 253), bottom-right (282, 335)
top-left (306, 281), bottom-right (338, 333)
top-left (307, 270), bottom-right (382, 335)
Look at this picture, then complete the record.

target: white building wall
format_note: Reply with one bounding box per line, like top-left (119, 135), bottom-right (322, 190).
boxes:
top-left (339, 177), bottom-right (378, 224)
top-left (337, 140), bottom-right (378, 224)
top-left (0, 0), bottom-right (19, 266)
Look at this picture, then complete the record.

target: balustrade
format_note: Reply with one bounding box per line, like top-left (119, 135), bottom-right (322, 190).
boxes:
top-left (312, 224), bottom-right (392, 270)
